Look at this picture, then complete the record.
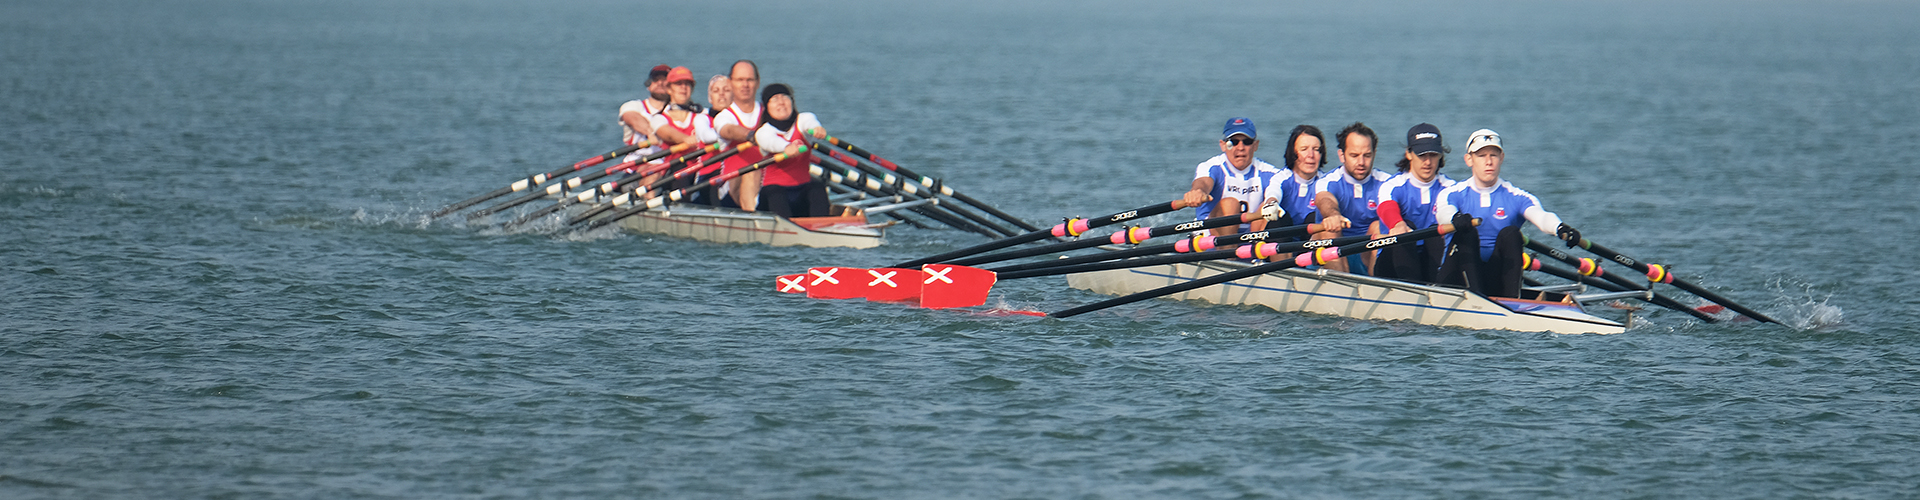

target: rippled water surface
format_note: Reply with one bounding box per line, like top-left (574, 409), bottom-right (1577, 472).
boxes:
top-left (4, 0), bottom-right (1918, 497)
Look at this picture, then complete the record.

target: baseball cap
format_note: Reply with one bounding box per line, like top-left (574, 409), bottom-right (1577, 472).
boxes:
top-left (1407, 123), bottom-right (1445, 155)
top-left (1465, 129), bottom-right (1502, 152)
top-left (667, 66), bottom-right (694, 84)
top-left (1222, 117), bottom-right (1256, 140)
top-left (648, 65), bottom-right (672, 81)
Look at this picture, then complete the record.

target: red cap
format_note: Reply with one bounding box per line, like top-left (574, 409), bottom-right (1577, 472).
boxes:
top-left (667, 66), bottom-right (694, 83)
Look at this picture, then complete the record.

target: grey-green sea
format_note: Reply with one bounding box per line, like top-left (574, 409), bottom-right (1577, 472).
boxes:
top-left (4, 0), bottom-right (1918, 497)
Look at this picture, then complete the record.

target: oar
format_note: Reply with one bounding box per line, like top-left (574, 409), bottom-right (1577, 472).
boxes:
top-left (1567, 236), bottom-right (1777, 324)
top-left (820, 175), bottom-right (935, 230)
top-left (563, 144), bottom-right (752, 226)
top-left (504, 143), bottom-right (726, 228)
top-left (809, 157), bottom-right (1000, 237)
top-left (994, 235), bottom-right (1361, 280)
top-left (430, 142), bottom-right (646, 219)
top-left (984, 223), bottom-right (1334, 274)
top-left (940, 211), bottom-right (1268, 267)
top-left (1050, 222), bottom-right (1464, 318)
top-left (891, 200), bottom-right (1189, 269)
top-left (1524, 239), bottom-right (1720, 322)
top-left (813, 134), bottom-right (1040, 233)
top-left (467, 141), bottom-right (703, 220)
top-left (578, 146), bottom-right (808, 231)
top-left (812, 147), bottom-right (1012, 237)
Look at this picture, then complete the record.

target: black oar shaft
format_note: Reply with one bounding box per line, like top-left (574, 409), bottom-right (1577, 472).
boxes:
top-left (891, 201), bottom-right (1186, 269)
top-left (812, 146), bottom-right (1014, 237)
top-left (1523, 240), bottom-right (1719, 322)
top-left (819, 135), bottom-right (1040, 233)
top-left (1050, 224), bottom-right (1452, 318)
top-left (581, 147), bottom-right (805, 231)
top-left (812, 157), bottom-right (1000, 237)
top-left (565, 144), bottom-right (746, 226)
top-left (943, 213), bottom-right (1252, 267)
top-left (996, 249), bottom-right (1243, 280)
top-left (430, 143), bottom-right (641, 218)
top-left (1575, 239), bottom-right (1777, 324)
top-left (468, 143), bottom-right (699, 220)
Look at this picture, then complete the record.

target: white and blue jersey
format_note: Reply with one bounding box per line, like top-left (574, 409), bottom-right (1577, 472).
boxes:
top-left (1376, 173), bottom-right (1456, 232)
top-left (1434, 179), bottom-right (1563, 260)
top-left (1192, 154), bottom-right (1281, 227)
top-left (1263, 171), bottom-right (1325, 228)
top-left (1313, 168), bottom-right (1393, 238)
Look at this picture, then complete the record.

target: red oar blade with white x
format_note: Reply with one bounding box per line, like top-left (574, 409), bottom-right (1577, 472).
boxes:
top-left (919, 264), bottom-right (995, 309)
top-left (861, 268), bottom-right (922, 303)
top-left (803, 267), bottom-right (867, 300)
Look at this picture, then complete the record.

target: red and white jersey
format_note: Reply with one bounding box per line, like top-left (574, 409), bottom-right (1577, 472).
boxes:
top-left (712, 102), bottom-right (764, 175)
top-left (619, 98), bottom-right (666, 162)
top-left (754, 112), bottom-right (823, 187)
top-left (647, 109), bottom-right (720, 147)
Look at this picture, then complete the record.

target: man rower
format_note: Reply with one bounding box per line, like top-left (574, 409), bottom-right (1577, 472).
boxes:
top-left (618, 65), bottom-right (673, 165)
top-left (1372, 123), bottom-right (1455, 283)
top-left (1433, 129), bottom-right (1582, 298)
top-left (648, 66), bottom-right (721, 199)
top-left (1310, 122), bottom-right (1393, 274)
top-left (711, 60), bottom-right (763, 210)
top-left (1181, 117), bottom-right (1281, 238)
top-left (1252, 124), bottom-right (1327, 231)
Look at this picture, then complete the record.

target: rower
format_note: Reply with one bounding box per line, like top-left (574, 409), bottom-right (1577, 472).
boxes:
top-left (1180, 117), bottom-right (1281, 238)
top-left (751, 83), bottom-right (831, 218)
top-left (1433, 129), bottom-right (1583, 298)
top-left (690, 73), bottom-right (733, 205)
top-left (1252, 124), bottom-right (1327, 232)
top-left (1372, 123), bottom-right (1456, 283)
top-left (617, 65), bottom-right (672, 167)
top-left (647, 66), bottom-right (720, 200)
top-left (712, 60), bottom-right (763, 210)
top-left (1310, 122), bottom-right (1393, 274)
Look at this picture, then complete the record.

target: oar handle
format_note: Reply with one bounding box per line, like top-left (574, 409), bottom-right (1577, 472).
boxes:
top-left (890, 200), bottom-right (1186, 269)
top-left (581, 146), bottom-right (806, 231)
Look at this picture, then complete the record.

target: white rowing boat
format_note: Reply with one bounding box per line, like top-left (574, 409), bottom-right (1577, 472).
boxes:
top-left (1065, 257), bottom-right (1629, 334)
top-left (614, 204), bottom-right (888, 249)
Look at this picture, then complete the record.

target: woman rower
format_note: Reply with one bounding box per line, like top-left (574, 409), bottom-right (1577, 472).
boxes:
top-left (1432, 129), bottom-right (1582, 298)
top-left (1254, 125), bottom-right (1329, 231)
top-left (1371, 123), bottom-right (1456, 283)
top-left (647, 67), bottom-right (720, 201)
top-left (749, 83), bottom-right (832, 218)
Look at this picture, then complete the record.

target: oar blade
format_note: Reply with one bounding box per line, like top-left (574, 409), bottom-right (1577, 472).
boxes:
top-left (803, 267), bottom-right (866, 300)
top-left (861, 268), bottom-right (923, 304)
top-left (919, 264), bottom-right (996, 309)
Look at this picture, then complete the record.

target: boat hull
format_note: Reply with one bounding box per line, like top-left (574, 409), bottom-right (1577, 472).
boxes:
top-left (615, 205), bottom-right (885, 249)
top-left (1065, 259), bottom-right (1626, 334)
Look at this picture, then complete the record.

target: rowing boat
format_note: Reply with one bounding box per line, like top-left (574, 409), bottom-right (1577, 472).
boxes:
top-left (1064, 254), bottom-right (1630, 334)
top-left (611, 204), bottom-right (888, 249)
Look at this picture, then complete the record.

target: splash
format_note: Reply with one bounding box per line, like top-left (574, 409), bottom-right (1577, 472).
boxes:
top-left (1765, 277), bottom-right (1844, 330)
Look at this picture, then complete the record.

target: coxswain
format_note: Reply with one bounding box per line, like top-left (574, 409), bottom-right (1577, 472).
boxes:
top-left (1309, 122), bottom-right (1393, 274)
top-left (1180, 117), bottom-right (1281, 238)
top-left (1371, 123), bottom-right (1455, 283)
top-left (647, 66), bottom-right (721, 200)
top-left (1253, 124), bottom-right (1328, 231)
top-left (711, 60), bottom-right (763, 210)
top-left (617, 65), bottom-right (673, 166)
top-left (1433, 129), bottom-right (1582, 298)
top-left (751, 83), bottom-right (832, 218)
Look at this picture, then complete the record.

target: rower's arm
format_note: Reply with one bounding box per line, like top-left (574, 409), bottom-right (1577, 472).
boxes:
top-left (1183, 177), bottom-right (1214, 207)
top-left (718, 123), bottom-right (753, 143)
top-left (1314, 191), bottom-right (1347, 230)
top-left (1522, 206), bottom-right (1564, 234)
top-left (621, 111), bottom-right (654, 140)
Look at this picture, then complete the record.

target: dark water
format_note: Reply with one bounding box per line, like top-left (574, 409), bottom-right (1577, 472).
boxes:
top-left (5, 0), bottom-right (1918, 497)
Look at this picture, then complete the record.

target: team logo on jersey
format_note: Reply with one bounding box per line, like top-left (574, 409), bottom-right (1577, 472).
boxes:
top-left (1367, 200), bottom-right (1377, 211)
top-left (1493, 207), bottom-right (1508, 220)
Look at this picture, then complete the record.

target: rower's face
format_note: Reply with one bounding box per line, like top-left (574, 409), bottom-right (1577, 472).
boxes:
top-left (669, 81), bottom-right (693, 104)
top-left (708, 80), bottom-right (731, 109)
top-left (1465, 147), bottom-right (1503, 185)
top-left (729, 64), bottom-right (759, 105)
top-left (768, 94), bottom-right (794, 121)
top-left (647, 78), bottom-right (667, 97)
top-left (1407, 151), bottom-right (1441, 182)
top-left (1292, 135), bottom-right (1322, 177)
top-left (1340, 133), bottom-right (1374, 178)
top-left (1218, 134), bottom-right (1257, 169)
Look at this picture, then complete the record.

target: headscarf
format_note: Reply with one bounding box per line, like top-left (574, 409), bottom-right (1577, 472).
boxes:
top-left (758, 83), bottom-right (796, 132)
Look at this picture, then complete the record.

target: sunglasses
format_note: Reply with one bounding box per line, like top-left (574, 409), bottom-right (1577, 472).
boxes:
top-left (1224, 137), bottom-right (1256, 146)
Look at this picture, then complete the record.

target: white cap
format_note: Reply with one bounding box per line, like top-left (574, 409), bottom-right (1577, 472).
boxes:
top-left (1465, 129), bottom-right (1502, 152)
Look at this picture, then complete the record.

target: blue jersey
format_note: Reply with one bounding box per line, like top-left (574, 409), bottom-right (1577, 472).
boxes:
top-left (1192, 154), bottom-right (1280, 231)
top-left (1434, 180), bottom-right (1551, 260)
top-left (1376, 173), bottom-right (1456, 231)
top-left (1313, 168), bottom-right (1393, 238)
top-left (1262, 171), bottom-right (1324, 228)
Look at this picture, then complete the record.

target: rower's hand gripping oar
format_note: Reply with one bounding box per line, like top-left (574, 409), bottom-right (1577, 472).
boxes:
top-left (890, 200), bottom-right (1189, 269)
top-left (1560, 231), bottom-right (1778, 324)
top-left (1049, 221), bottom-right (1468, 318)
top-left (430, 142), bottom-right (648, 219)
top-left (983, 222), bottom-right (1328, 274)
top-left (578, 146), bottom-right (809, 231)
top-left (814, 134), bottom-right (1041, 234)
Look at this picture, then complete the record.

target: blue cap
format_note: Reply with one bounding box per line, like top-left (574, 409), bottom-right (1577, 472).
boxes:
top-left (1222, 117), bottom-right (1256, 140)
